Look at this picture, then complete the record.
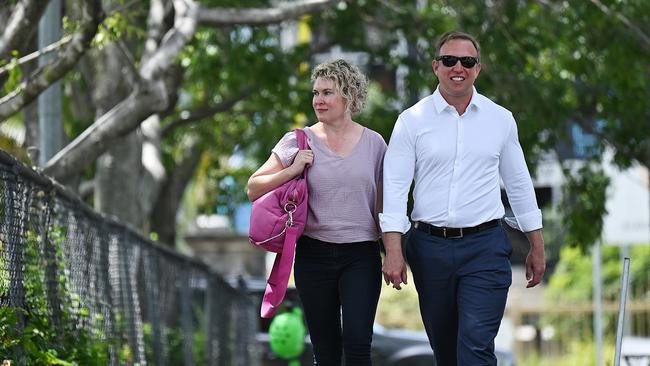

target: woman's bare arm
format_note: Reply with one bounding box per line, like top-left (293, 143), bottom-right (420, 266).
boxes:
top-left (246, 150), bottom-right (312, 201)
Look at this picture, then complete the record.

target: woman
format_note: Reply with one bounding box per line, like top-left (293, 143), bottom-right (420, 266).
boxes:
top-left (247, 59), bottom-right (386, 366)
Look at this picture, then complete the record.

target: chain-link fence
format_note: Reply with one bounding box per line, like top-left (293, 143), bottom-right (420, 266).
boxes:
top-left (0, 149), bottom-right (258, 365)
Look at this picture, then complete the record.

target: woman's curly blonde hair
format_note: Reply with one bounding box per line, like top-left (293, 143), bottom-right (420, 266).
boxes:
top-left (311, 59), bottom-right (368, 115)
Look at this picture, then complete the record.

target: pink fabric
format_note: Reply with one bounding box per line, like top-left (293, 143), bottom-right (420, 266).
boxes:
top-left (272, 126), bottom-right (386, 243)
top-left (260, 226), bottom-right (298, 318)
top-left (249, 129), bottom-right (309, 318)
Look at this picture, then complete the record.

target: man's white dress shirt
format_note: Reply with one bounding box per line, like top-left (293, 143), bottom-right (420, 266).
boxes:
top-left (379, 87), bottom-right (542, 234)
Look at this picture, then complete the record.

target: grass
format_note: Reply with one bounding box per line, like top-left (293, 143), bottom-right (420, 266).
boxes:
top-left (517, 340), bottom-right (616, 366)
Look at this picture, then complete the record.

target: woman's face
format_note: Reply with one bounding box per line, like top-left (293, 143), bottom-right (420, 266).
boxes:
top-left (312, 77), bottom-right (347, 123)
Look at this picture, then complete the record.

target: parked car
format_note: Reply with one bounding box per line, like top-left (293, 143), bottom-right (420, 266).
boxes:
top-left (620, 337), bottom-right (650, 366)
top-left (371, 323), bottom-right (515, 366)
top-left (234, 277), bottom-right (515, 366)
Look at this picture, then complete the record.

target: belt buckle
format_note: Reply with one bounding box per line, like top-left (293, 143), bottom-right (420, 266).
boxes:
top-left (444, 227), bottom-right (463, 239)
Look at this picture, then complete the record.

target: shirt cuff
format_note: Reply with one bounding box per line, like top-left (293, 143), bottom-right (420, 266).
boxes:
top-left (379, 213), bottom-right (412, 234)
top-left (506, 209), bottom-right (543, 232)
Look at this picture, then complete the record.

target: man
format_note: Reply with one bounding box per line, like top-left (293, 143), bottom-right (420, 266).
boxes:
top-left (379, 31), bottom-right (546, 366)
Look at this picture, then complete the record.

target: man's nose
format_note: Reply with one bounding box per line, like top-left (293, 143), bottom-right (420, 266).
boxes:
top-left (451, 60), bottom-right (464, 71)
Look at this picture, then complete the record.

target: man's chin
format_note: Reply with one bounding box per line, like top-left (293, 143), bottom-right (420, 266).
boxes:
top-left (441, 86), bottom-right (472, 98)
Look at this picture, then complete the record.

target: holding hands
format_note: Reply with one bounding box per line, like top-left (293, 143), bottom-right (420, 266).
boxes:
top-left (381, 232), bottom-right (408, 290)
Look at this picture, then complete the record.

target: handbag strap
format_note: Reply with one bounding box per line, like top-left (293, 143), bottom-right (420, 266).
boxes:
top-left (260, 225), bottom-right (298, 318)
top-left (294, 128), bottom-right (310, 181)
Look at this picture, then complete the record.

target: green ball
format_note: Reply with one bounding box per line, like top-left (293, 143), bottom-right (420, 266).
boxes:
top-left (269, 307), bottom-right (306, 359)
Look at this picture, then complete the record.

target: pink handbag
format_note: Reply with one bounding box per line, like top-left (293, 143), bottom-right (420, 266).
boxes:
top-left (249, 129), bottom-right (309, 318)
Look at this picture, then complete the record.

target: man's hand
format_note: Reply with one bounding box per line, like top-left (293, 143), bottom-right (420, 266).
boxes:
top-left (382, 232), bottom-right (408, 290)
top-left (524, 229), bottom-right (546, 288)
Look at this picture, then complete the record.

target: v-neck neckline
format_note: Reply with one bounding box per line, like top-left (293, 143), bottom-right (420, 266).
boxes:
top-left (306, 126), bottom-right (366, 159)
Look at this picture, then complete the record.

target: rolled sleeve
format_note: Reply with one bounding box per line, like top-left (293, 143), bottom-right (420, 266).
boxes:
top-left (507, 209), bottom-right (543, 232)
top-left (379, 212), bottom-right (412, 233)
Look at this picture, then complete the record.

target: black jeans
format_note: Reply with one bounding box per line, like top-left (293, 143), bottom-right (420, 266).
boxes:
top-left (294, 236), bottom-right (382, 366)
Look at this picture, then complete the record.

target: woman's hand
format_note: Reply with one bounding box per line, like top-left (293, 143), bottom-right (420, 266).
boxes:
top-left (288, 149), bottom-right (313, 176)
top-left (247, 149), bottom-right (313, 201)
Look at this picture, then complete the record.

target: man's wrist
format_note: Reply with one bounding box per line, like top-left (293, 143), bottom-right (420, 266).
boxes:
top-left (382, 232), bottom-right (403, 255)
top-left (525, 229), bottom-right (544, 248)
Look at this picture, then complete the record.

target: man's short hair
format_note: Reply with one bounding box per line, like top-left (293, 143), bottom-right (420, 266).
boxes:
top-left (436, 31), bottom-right (481, 59)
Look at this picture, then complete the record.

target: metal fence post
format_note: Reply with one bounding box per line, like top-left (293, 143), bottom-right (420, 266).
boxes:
top-left (180, 264), bottom-right (194, 366)
top-left (205, 274), bottom-right (215, 364)
top-left (99, 229), bottom-right (118, 366)
top-left (592, 240), bottom-right (603, 366)
top-left (4, 166), bottom-right (27, 361)
top-left (145, 251), bottom-right (165, 366)
top-left (614, 257), bottom-right (631, 366)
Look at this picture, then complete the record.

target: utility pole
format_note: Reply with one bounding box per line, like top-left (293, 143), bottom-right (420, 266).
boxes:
top-left (592, 240), bottom-right (603, 366)
top-left (38, 0), bottom-right (65, 167)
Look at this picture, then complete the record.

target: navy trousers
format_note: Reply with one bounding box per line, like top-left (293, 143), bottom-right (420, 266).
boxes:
top-left (294, 236), bottom-right (382, 366)
top-left (406, 224), bottom-right (512, 366)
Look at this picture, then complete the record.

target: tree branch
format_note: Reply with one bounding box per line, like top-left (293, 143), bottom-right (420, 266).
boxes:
top-left (41, 0), bottom-right (339, 181)
top-left (140, 0), bottom-right (198, 80)
top-left (0, 34), bottom-right (72, 77)
top-left (0, 0), bottom-right (102, 122)
top-left (197, 0), bottom-right (339, 26)
top-left (161, 86), bottom-right (254, 137)
top-left (0, 0), bottom-right (50, 59)
top-left (588, 0), bottom-right (650, 51)
top-left (43, 80), bottom-right (168, 180)
top-left (0, 2), bottom-right (146, 78)
top-left (142, 0), bottom-right (171, 64)
top-left (41, 0), bottom-right (195, 181)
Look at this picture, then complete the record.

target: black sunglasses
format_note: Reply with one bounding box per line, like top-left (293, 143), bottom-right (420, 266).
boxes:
top-left (436, 55), bottom-right (479, 68)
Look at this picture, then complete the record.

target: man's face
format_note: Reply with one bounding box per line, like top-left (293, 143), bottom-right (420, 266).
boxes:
top-left (432, 39), bottom-right (481, 101)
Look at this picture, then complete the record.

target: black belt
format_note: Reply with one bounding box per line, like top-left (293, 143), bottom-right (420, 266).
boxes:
top-left (414, 219), bottom-right (501, 239)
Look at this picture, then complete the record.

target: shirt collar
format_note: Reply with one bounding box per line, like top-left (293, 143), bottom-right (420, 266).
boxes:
top-left (432, 86), bottom-right (484, 114)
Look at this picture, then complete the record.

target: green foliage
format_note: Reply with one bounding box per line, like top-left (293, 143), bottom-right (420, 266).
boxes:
top-left (92, 8), bottom-right (146, 49)
top-left (1, 57), bottom-right (22, 95)
top-left (320, 0), bottom-right (648, 250)
top-left (167, 16), bottom-right (319, 216)
top-left (560, 163), bottom-right (610, 250)
top-left (544, 244), bottom-right (650, 343)
top-left (518, 340), bottom-right (615, 366)
top-left (7, 0), bottom-right (645, 247)
top-left (0, 240), bottom-right (8, 295)
top-left (0, 226), bottom-right (111, 365)
top-left (143, 323), bottom-right (208, 365)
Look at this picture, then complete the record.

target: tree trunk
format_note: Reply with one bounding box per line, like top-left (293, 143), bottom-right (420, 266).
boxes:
top-left (95, 132), bottom-right (145, 228)
top-left (21, 33), bottom-right (38, 155)
top-left (139, 114), bottom-right (167, 232)
top-left (91, 43), bottom-right (146, 228)
top-left (150, 142), bottom-right (202, 246)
